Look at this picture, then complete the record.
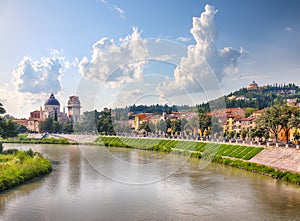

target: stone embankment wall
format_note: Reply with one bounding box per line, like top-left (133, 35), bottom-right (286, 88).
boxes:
top-left (250, 147), bottom-right (300, 173)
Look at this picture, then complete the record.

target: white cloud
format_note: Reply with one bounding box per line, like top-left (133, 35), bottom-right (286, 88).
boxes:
top-left (285, 27), bottom-right (294, 32)
top-left (100, 0), bottom-right (125, 19)
top-left (12, 53), bottom-right (66, 94)
top-left (78, 27), bottom-right (149, 87)
top-left (113, 5), bottom-right (125, 19)
top-left (156, 4), bottom-right (243, 97)
top-left (176, 36), bottom-right (192, 43)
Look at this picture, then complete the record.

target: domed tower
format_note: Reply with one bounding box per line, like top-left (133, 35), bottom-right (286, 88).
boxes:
top-left (67, 96), bottom-right (81, 122)
top-left (44, 93), bottom-right (60, 113)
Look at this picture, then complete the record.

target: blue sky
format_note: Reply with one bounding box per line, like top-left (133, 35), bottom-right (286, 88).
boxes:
top-left (0, 0), bottom-right (300, 118)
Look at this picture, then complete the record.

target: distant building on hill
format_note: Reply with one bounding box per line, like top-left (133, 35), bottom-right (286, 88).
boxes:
top-left (247, 81), bottom-right (259, 90)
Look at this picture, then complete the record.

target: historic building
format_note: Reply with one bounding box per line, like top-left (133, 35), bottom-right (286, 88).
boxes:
top-left (21, 93), bottom-right (81, 132)
top-left (67, 95), bottom-right (81, 123)
top-left (247, 80), bottom-right (259, 90)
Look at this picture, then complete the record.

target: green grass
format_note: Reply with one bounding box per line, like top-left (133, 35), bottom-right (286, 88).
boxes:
top-left (95, 137), bottom-right (263, 160)
top-left (0, 137), bottom-right (76, 145)
top-left (0, 149), bottom-right (52, 192)
top-left (213, 156), bottom-right (300, 185)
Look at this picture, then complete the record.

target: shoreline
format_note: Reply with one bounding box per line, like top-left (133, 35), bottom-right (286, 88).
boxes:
top-left (0, 148), bottom-right (52, 192)
top-left (3, 135), bottom-right (300, 186)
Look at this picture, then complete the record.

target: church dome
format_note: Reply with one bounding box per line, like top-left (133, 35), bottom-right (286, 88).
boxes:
top-left (45, 93), bottom-right (60, 106)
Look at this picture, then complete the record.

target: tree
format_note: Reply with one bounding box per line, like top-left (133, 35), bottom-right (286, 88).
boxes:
top-left (184, 116), bottom-right (199, 138)
top-left (170, 119), bottom-right (182, 136)
top-left (139, 121), bottom-right (151, 135)
top-left (0, 103), bottom-right (5, 115)
top-left (157, 119), bottom-right (167, 135)
top-left (245, 107), bottom-right (257, 117)
top-left (0, 104), bottom-right (18, 138)
top-left (256, 106), bottom-right (281, 143)
top-left (198, 113), bottom-right (211, 137)
top-left (241, 129), bottom-right (248, 140)
top-left (54, 109), bottom-right (58, 122)
top-left (0, 120), bottom-right (18, 138)
top-left (256, 105), bottom-right (300, 143)
top-left (39, 117), bottom-right (54, 133)
top-left (97, 110), bottom-right (114, 135)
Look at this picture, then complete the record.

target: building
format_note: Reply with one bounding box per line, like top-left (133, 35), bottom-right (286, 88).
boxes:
top-left (15, 93), bottom-right (81, 132)
top-left (67, 96), bottom-right (81, 122)
top-left (247, 81), bottom-right (259, 90)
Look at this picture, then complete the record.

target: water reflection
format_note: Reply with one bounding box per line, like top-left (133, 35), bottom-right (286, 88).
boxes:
top-left (0, 143), bottom-right (300, 221)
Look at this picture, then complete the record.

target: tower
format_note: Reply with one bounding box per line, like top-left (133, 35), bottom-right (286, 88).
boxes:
top-left (67, 96), bottom-right (81, 122)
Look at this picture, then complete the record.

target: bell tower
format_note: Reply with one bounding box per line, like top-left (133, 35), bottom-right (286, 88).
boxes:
top-left (67, 96), bottom-right (81, 122)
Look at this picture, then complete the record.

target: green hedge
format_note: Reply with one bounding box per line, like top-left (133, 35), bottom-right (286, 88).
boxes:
top-left (0, 149), bottom-right (52, 192)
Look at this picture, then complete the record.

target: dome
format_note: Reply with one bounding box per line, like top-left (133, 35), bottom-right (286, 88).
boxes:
top-left (45, 93), bottom-right (60, 106)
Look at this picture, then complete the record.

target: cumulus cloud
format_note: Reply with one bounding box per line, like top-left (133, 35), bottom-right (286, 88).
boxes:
top-left (156, 4), bottom-right (243, 97)
top-left (78, 27), bottom-right (149, 87)
top-left (12, 53), bottom-right (65, 94)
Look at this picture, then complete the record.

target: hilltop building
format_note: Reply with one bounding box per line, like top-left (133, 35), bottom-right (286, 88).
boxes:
top-left (247, 81), bottom-right (259, 90)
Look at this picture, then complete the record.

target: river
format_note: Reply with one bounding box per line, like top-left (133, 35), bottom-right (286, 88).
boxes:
top-left (1, 143), bottom-right (300, 221)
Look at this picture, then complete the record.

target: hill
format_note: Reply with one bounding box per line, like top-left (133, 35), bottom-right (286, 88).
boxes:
top-left (196, 82), bottom-right (300, 112)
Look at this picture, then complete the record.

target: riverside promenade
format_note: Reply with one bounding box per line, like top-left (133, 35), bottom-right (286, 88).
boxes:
top-left (49, 134), bottom-right (300, 174)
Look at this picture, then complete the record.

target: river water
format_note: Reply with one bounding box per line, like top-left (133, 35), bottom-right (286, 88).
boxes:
top-left (1, 143), bottom-right (300, 221)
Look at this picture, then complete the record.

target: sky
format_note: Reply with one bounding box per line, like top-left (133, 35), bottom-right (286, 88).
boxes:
top-left (0, 0), bottom-right (299, 118)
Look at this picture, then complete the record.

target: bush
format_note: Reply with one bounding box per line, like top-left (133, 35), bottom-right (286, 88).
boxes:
top-left (0, 149), bottom-right (52, 192)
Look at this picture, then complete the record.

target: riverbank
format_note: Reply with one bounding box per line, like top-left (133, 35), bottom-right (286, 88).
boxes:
top-left (0, 147), bottom-right (52, 192)
top-left (0, 137), bottom-right (76, 145)
top-left (93, 136), bottom-right (300, 185)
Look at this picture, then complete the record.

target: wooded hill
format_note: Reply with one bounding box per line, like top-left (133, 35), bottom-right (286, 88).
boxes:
top-left (196, 83), bottom-right (300, 112)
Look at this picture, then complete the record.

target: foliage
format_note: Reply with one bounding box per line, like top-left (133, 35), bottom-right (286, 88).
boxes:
top-left (198, 113), bottom-right (211, 136)
top-left (0, 103), bottom-right (19, 138)
top-left (245, 107), bottom-right (257, 117)
top-left (197, 83), bottom-right (300, 112)
top-left (0, 137), bottom-right (75, 145)
top-left (0, 149), bottom-right (52, 192)
top-left (39, 117), bottom-right (73, 134)
top-left (213, 156), bottom-right (300, 185)
top-left (256, 105), bottom-right (300, 142)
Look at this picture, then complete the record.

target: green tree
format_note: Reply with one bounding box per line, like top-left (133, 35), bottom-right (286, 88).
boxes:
top-left (0, 103), bottom-right (5, 115)
top-left (245, 107), bottom-right (257, 117)
top-left (0, 120), bottom-right (18, 138)
top-left (97, 110), bottom-right (114, 135)
top-left (198, 113), bottom-right (211, 137)
top-left (39, 117), bottom-right (54, 133)
top-left (54, 109), bottom-right (58, 122)
top-left (241, 129), bottom-right (248, 140)
top-left (139, 121), bottom-right (151, 135)
top-left (0, 104), bottom-right (18, 138)
top-left (256, 106), bottom-right (281, 143)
